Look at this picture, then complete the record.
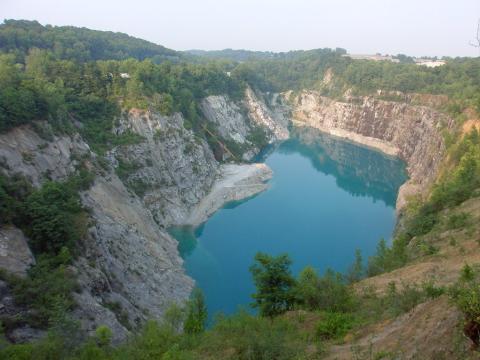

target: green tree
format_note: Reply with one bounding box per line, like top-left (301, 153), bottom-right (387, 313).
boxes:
top-left (184, 288), bottom-right (207, 334)
top-left (295, 266), bottom-right (320, 309)
top-left (250, 252), bottom-right (296, 317)
top-left (346, 249), bottom-right (363, 284)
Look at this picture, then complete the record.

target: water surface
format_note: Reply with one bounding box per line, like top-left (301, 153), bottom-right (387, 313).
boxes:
top-left (170, 128), bottom-right (407, 319)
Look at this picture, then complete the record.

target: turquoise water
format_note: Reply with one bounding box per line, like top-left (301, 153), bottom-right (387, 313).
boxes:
top-left (169, 128), bottom-right (407, 320)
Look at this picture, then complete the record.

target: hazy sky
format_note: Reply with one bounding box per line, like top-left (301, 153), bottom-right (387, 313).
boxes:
top-left (3, 0), bottom-right (480, 57)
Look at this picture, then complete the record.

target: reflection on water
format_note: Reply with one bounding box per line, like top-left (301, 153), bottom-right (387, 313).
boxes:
top-left (287, 127), bottom-right (407, 206)
top-left (169, 130), bottom-right (407, 319)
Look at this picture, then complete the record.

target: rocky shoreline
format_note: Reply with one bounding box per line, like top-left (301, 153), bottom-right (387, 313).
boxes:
top-left (287, 90), bottom-right (453, 212)
top-left (185, 163), bottom-right (273, 226)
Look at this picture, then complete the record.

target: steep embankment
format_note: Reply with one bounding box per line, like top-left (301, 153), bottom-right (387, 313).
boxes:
top-left (286, 90), bottom-right (454, 210)
top-left (0, 124), bottom-right (193, 342)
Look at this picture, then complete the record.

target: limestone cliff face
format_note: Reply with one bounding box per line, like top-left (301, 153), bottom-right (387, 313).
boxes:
top-left (0, 124), bottom-right (90, 186)
top-left (0, 123), bottom-right (193, 342)
top-left (200, 88), bottom-right (290, 161)
top-left (286, 91), bottom-right (454, 209)
top-left (200, 95), bottom-right (252, 145)
top-left (245, 87), bottom-right (290, 142)
top-left (111, 109), bottom-right (218, 227)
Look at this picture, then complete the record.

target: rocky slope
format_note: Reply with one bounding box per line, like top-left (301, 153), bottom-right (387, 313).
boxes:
top-left (0, 123), bottom-right (194, 342)
top-left (286, 90), bottom-right (454, 210)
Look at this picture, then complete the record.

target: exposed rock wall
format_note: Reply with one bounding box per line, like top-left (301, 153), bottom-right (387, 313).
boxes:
top-left (111, 109), bottom-right (218, 227)
top-left (245, 87), bottom-right (290, 142)
top-left (0, 227), bottom-right (35, 278)
top-left (200, 95), bottom-right (252, 145)
top-left (0, 124), bottom-right (90, 186)
top-left (0, 123), bottom-right (194, 343)
top-left (200, 88), bottom-right (291, 161)
top-left (287, 91), bottom-right (454, 209)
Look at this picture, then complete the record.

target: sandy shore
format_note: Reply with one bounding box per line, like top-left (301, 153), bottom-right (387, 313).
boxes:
top-left (185, 163), bottom-right (273, 226)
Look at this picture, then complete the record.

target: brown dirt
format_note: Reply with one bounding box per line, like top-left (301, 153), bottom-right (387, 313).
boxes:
top-left (325, 196), bottom-right (480, 359)
top-left (325, 296), bottom-right (471, 360)
top-left (462, 119), bottom-right (480, 135)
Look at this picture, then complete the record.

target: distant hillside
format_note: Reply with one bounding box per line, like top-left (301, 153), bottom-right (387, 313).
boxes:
top-left (0, 19), bottom-right (182, 62)
top-left (187, 48), bottom-right (280, 62)
top-left (187, 47), bottom-right (348, 63)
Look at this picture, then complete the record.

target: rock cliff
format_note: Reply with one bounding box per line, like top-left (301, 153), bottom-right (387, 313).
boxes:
top-left (286, 90), bottom-right (454, 209)
top-left (0, 123), bottom-right (195, 342)
top-left (200, 87), bottom-right (290, 161)
top-left (111, 109), bottom-right (219, 227)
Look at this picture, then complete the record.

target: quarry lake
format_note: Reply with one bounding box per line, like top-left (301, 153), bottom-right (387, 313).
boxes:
top-left (169, 128), bottom-right (407, 319)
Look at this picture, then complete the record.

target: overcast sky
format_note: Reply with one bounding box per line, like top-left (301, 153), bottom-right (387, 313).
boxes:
top-left (2, 0), bottom-right (480, 57)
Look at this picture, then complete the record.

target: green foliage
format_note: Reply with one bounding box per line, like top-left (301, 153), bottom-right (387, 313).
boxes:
top-left (10, 250), bottom-right (77, 327)
top-left (364, 129), bottom-right (480, 278)
top-left (184, 288), bottom-right (207, 334)
top-left (346, 249), bottom-right (364, 284)
top-left (421, 281), bottom-right (445, 299)
top-left (250, 252), bottom-right (296, 317)
top-left (446, 212), bottom-right (470, 230)
top-left (0, 171), bottom-right (32, 226)
top-left (460, 264), bottom-right (476, 282)
top-left (118, 320), bottom-right (185, 359)
top-left (24, 180), bottom-right (84, 255)
top-left (450, 266), bottom-right (480, 346)
top-left (163, 303), bottom-right (185, 334)
top-left (115, 158), bottom-right (141, 182)
top-left (295, 267), bottom-right (354, 313)
top-left (367, 236), bottom-right (408, 277)
top-left (0, 19), bottom-right (181, 63)
top-left (0, 44), bottom-right (244, 158)
top-left (95, 326), bottom-right (113, 347)
top-left (0, 54), bottom-right (45, 131)
top-left (0, 171), bottom-right (90, 256)
top-left (316, 312), bottom-right (355, 340)
top-left (102, 301), bottom-right (131, 331)
top-left (405, 130), bottom-right (480, 238)
top-left (384, 282), bottom-right (426, 317)
top-left (209, 311), bottom-right (304, 360)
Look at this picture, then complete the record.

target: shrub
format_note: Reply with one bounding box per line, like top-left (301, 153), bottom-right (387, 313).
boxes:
top-left (384, 282), bottom-right (425, 316)
top-left (95, 325), bottom-right (113, 347)
top-left (11, 250), bottom-right (77, 327)
top-left (184, 288), bottom-right (207, 334)
top-left (24, 180), bottom-right (84, 255)
top-left (367, 236), bottom-right (408, 277)
top-left (208, 311), bottom-right (303, 360)
top-left (446, 212), bottom-right (470, 230)
top-left (450, 266), bottom-right (480, 347)
top-left (0, 172), bottom-right (32, 226)
top-left (346, 249), bottom-right (364, 284)
top-left (295, 267), bottom-right (354, 313)
top-left (316, 312), bottom-right (354, 340)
